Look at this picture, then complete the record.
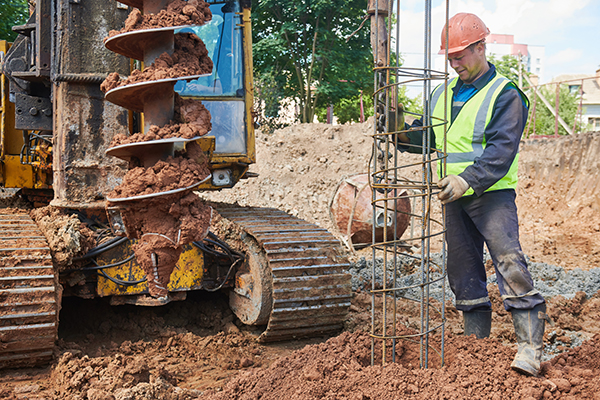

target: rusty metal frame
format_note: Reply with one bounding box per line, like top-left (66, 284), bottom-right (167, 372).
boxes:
top-left (369, 0), bottom-right (449, 369)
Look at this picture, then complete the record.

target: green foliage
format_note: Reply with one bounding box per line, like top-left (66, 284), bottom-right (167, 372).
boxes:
top-left (526, 84), bottom-right (580, 136)
top-left (0, 0), bottom-right (29, 42)
top-left (315, 91), bottom-right (374, 125)
top-left (254, 69), bottom-right (289, 134)
top-left (487, 53), bottom-right (523, 84)
top-left (315, 84), bottom-right (422, 125)
top-left (252, 0), bottom-right (373, 123)
top-left (397, 84), bottom-right (423, 116)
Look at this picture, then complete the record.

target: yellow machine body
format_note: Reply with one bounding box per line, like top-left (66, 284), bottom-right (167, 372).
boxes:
top-left (96, 243), bottom-right (205, 296)
top-left (1, 41), bottom-right (52, 190)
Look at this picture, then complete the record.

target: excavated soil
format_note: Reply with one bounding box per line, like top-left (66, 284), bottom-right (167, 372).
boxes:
top-left (107, 0), bottom-right (212, 38)
top-left (1, 123), bottom-right (600, 399)
top-left (100, 33), bottom-right (213, 93)
top-left (120, 191), bottom-right (212, 297)
top-left (107, 142), bottom-right (210, 199)
top-left (29, 207), bottom-right (96, 270)
top-left (107, 140), bottom-right (212, 296)
top-left (110, 97), bottom-right (212, 147)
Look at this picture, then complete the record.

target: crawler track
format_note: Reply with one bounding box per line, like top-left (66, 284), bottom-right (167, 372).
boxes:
top-left (217, 206), bottom-right (352, 342)
top-left (0, 212), bottom-right (57, 368)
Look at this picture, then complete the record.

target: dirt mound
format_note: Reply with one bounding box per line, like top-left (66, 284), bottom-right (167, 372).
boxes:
top-left (47, 293), bottom-right (265, 399)
top-left (204, 122), bottom-right (600, 271)
top-left (206, 330), bottom-right (600, 400)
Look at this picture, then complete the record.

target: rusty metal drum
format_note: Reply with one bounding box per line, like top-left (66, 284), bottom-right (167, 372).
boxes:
top-left (329, 173), bottom-right (411, 248)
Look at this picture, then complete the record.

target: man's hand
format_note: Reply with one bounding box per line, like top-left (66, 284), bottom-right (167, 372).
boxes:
top-left (437, 175), bottom-right (470, 204)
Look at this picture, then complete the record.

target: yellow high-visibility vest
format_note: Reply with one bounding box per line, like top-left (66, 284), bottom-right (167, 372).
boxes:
top-left (431, 74), bottom-right (527, 196)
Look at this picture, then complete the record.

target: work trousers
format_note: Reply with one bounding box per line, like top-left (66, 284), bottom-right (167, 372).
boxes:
top-left (445, 189), bottom-right (545, 312)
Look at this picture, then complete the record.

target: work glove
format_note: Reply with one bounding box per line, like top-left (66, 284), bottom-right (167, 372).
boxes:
top-left (437, 175), bottom-right (470, 205)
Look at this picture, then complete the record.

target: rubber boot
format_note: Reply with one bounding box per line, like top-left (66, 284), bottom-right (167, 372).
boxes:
top-left (463, 310), bottom-right (492, 339)
top-left (510, 303), bottom-right (547, 377)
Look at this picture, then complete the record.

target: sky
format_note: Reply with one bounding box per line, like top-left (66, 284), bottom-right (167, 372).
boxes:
top-left (394, 0), bottom-right (600, 96)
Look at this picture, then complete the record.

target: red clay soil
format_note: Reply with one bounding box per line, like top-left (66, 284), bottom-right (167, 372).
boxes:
top-left (2, 289), bottom-right (600, 399)
top-left (205, 330), bottom-right (600, 400)
top-left (107, 144), bottom-right (210, 199)
top-left (100, 32), bottom-right (213, 93)
top-left (118, 191), bottom-right (212, 296)
top-left (118, 191), bottom-right (212, 244)
top-left (109, 97), bottom-right (212, 147)
top-left (175, 96), bottom-right (212, 135)
top-left (107, 0), bottom-right (212, 38)
top-left (131, 231), bottom-right (184, 297)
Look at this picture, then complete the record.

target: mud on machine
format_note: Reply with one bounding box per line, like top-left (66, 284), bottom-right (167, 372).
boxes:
top-left (0, 0), bottom-right (352, 368)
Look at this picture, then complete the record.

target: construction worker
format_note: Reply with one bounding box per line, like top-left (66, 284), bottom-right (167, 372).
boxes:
top-left (396, 13), bottom-right (548, 377)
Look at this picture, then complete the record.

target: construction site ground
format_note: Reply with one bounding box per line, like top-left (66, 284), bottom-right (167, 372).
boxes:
top-left (1, 121), bottom-right (600, 399)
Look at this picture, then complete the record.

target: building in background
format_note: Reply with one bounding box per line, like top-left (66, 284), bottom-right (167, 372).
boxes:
top-left (486, 33), bottom-right (545, 83)
top-left (551, 69), bottom-right (600, 132)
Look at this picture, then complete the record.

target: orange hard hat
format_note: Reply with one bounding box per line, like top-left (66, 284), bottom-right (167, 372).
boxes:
top-left (439, 13), bottom-right (490, 55)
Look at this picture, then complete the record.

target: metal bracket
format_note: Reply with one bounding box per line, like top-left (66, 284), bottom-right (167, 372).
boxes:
top-left (15, 93), bottom-right (52, 131)
top-left (212, 169), bottom-right (232, 186)
top-left (106, 206), bottom-right (128, 237)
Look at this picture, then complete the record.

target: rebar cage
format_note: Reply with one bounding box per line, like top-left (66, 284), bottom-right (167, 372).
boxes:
top-left (369, 0), bottom-right (450, 368)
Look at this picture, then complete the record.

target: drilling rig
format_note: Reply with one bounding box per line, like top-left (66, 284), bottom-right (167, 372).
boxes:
top-left (0, 0), bottom-right (352, 368)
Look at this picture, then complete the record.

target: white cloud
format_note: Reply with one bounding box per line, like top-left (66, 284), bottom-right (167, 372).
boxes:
top-left (547, 48), bottom-right (584, 66)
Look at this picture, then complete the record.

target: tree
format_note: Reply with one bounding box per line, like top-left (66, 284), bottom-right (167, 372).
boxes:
top-left (487, 53), bottom-right (521, 84)
top-left (254, 69), bottom-right (288, 134)
top-left (315, 91), bottom-right (373, 125)
top-left (486, 53), bottom-right (580, 136)
top-left (526, 84), bottom-right (580, 136)
top-left (252, 0), bottom-right (373, 123)
top-left (0, 0), bottom-right (29, 42)
top-left (315, 84), bottom-right (422, 125)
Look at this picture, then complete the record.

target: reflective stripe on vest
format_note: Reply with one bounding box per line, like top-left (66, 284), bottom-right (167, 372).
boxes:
top-left (431, 74), bottom-right (519, 196)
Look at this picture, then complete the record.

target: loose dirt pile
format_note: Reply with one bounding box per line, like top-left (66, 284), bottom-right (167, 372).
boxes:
top-left (108, 149), bottom-right (210, 199)
top-left (107, 0), bottom-right (212, 38)
top-left (101, 33), bottom-right (213, 93)
top-left (205, 330), bottom-right (600, 400)
top-left (204, 123), bottom-right (600, 272)
top-left (1, 124), bottom-right (600, 400)
top-left (30, 206), bottom-right (96, 270)
top-left (110, 97), bottom-right (212, 146)
top-left (517, 134), bottom-right (600, 271)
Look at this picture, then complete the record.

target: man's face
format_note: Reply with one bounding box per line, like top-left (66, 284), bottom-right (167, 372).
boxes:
top-left (448, 43), bottom-right (484, 84)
